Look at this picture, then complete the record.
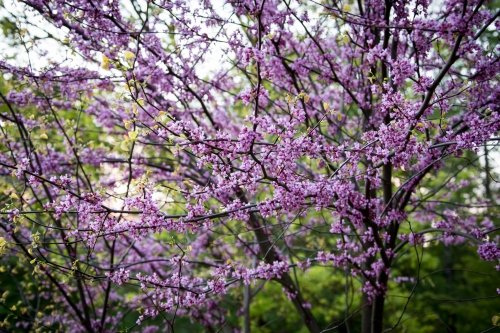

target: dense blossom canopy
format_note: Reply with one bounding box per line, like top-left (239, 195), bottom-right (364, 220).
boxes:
top-left (0, 0), bottom-right (498, 332)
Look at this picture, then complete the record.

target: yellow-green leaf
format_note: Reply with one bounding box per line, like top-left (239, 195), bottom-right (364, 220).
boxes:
top-left (101, 54), bottom-right (110, 70)
top-left (492, 315), bottom-right (500, 327)
top-left (124, 50), bottom-right (135, 60)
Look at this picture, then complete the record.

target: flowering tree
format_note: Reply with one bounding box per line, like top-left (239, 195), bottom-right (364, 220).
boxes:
top-left (0, 0), bottom-right (499, 332)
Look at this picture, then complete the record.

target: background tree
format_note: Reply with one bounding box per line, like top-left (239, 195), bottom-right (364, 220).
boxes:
top-left (0, 0), bottom-right (498, 332)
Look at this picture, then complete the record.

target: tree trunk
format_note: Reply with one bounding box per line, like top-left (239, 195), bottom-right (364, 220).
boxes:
top-left (362, 273), bottom-right (388, 333)
top-left (243, 283), bottom-right (251, 333)
top-left (361, 293), bottom-right (386, 333)
top-left (371, 293), bottom-right (386, 333)
top-left (237, 189), bottom-right (321, 333)
top-left (279, 274), bottom-right (321, 333)
top-left (361, 293), bottom-right (373, 333)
